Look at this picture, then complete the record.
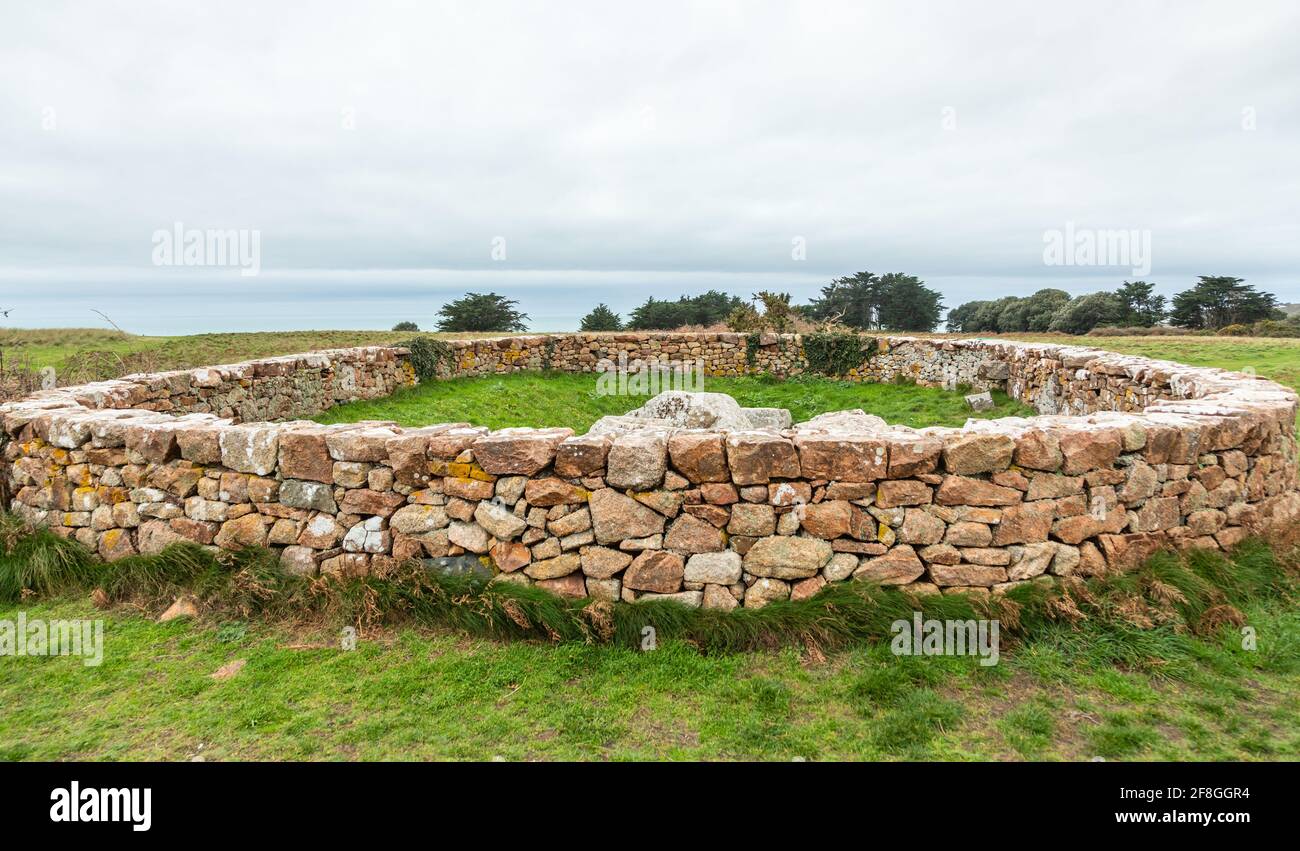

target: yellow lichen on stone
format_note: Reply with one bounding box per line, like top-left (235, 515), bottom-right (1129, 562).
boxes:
top-left (440, 461), bottom-right (472, 478)
top-left (97, 485), bottom-right (129, 504)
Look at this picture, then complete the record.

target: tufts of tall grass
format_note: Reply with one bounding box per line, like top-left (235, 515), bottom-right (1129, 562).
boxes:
top-left (1, 512), bottom-right (1294, 655)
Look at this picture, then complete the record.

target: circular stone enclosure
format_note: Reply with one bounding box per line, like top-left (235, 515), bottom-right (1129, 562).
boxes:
top-left (3, 333), bottom-right (1297, 609)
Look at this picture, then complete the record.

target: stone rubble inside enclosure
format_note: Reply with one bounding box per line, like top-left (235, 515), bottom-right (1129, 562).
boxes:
top-left (2, 332), bottom-right (1297, 609)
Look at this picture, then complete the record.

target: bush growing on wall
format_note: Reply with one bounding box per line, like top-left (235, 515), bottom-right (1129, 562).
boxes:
top-left (803, 332), bottom-right (875, 375)
top-left (401, 337), bottom-right (452, 380)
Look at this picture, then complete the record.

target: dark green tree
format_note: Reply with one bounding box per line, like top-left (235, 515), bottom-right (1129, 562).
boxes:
top-left (809, 271), bottom-right (942, 331)
top-left (579, 303), bottom-right (623, 331)
top-left (807, 272), bottom-right (884, 329)
top-left (995, 298), bottom-right (1031, 333)
top-left (626, 291), bottom-right (746, 330)
top-left (974, 298), bottom-right (1018, 332)
top-left (680, 290), bottom-right (746, 326)
top-left (392, 321), bottom-right (419, 332)
top-left (1168, 276), bottom-right (1281, 329)
top-left (1048, 292), bottom-right (1126, 334)
top-left (876, 273), bottom-right (944, 331)
top-left (435, 292), bottom-right (529, 332)
top-left (945, 300), bottom-right (987, 333)
top-left (1022, 289), bottom-right (1073, 331)
top-left (627, 297), bottom-right (691, 330)
top-left (1115, 280), bottom-right (1167, 327)
top-left (950, 287), bottom-right (1130, 334)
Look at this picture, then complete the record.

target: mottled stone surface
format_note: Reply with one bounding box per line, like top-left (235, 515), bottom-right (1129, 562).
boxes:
top-left (4, 335), bottom-right (1296, 608)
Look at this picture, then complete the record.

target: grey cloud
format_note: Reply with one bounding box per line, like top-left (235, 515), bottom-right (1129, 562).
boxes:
top-left (1, 0), bottom-right (1297, 331)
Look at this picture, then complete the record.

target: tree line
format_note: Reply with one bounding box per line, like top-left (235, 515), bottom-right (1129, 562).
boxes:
top-left (947, 277), bottom-right (1285, 335)
top-left (394, 274), bottom-right (1289, 336)
top-left (579, 272), bottom-right (946, 333)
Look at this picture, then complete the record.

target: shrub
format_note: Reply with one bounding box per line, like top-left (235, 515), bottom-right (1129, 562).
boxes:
top-left (1246, 319), bottom-right (1300, 338)
top-left (1217, 323), bottom-right (1251, 337)
top-left (726, 292), bottom-right (797, 334)
top-left (727, 304), bottom-right (763, 333)
top-left (803, 332), bottom-right (874, 375)
top-left (392, 321), bottom-right (419, 332)
top-left (400, 337), bottom-right (452, 380)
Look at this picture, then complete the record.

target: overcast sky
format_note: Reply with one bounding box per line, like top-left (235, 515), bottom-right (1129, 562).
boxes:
top-left (2, 0), bottom-right (1297, 333)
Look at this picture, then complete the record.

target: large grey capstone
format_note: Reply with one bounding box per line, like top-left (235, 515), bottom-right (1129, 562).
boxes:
top-left (589, 391), bottom-right (791, 436)
top-left (631, 391), bottom-right (751, 430)
top-left (793, 409), bottom-right (889, 433)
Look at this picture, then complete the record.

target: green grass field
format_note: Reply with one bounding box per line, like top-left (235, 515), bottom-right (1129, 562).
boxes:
top-left (2, 327), bottom-right (1300, 762)
top-left (315, 372), bottom-right (1034, 431)
top-left (2, 540), bottom-right (1297, 761)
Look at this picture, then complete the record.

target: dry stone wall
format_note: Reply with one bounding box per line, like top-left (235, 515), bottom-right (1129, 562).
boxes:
top-left (3, 334), bottom-right (1297, 609)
